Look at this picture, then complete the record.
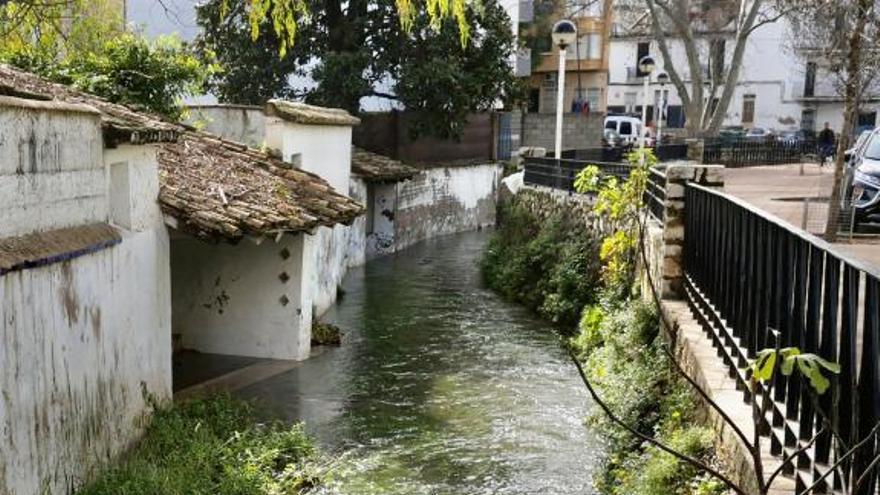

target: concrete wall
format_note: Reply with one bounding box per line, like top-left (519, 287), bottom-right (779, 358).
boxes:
top-left (0, 100), bottom-right (171, 494)
top-left (170, 234), bottom-right (313, 360)
top-left (395, 163), bottom-right (502, 252)
top-left (185, 105), bottom-right (266, 148)
top-left (521, 112), bottom-right (604, 152)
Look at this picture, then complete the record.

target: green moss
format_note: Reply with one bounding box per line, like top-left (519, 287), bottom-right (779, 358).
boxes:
top-left (481, 194), bottom-right (603, 329)
top-left (77, 395), bottom-right (320, 495)
top-left (312, 320), bottom-right (343, 346)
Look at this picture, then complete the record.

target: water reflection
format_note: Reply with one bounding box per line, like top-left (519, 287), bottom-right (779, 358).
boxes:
top-left (239, 231), bottom-right (599, 494)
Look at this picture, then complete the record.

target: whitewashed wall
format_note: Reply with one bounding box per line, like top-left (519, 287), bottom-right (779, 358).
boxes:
top-left (394, 163), bottom-right (502, 252)
top-left (185, 105), bottom-right (266, 148)
top-left (347, 177), bottom-right (368, 268)
top-left (265, 117), bottom-right (359, 316)
top-left (365, 182), bottom-right (397, 259)
top-left (0, 100), bottom-right (171, 494)
top-left (170, 234), bottom-right (313, 360)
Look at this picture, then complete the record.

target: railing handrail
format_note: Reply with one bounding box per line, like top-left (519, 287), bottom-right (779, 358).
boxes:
top-left (686, 182), bottom-right (880, 279)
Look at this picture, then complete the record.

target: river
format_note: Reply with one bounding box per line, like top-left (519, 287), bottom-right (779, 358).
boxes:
top-left (239, 231), bottom-right (600, 494)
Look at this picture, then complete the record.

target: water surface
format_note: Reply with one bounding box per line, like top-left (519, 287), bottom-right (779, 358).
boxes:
top-left (240, 231), bottom-right (599, 494)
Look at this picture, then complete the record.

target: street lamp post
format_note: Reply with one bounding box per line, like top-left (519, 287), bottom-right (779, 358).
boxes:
top-left (656, 72), bottom-right (669, 147)
top-left (551, 20), bottom-right (577, 160)
top-left (637, 55), bottom-right (656, 156)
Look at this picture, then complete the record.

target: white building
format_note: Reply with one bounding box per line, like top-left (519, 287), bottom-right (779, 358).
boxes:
top-left (606, 15), bottom-right (880, 135)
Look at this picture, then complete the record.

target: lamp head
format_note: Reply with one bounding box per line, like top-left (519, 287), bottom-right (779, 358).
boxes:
top-left (551, 20), bottom-right (577, 49)
top-left (656, 71), bottom-right (669, 84)
top-left (638, 55), bottom-right (657, 76)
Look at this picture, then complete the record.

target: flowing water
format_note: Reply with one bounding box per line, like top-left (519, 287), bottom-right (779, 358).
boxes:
top-left (239, 231), bottom-right (600, 494)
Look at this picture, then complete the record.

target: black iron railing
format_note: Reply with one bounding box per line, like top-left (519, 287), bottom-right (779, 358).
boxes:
top-left (562, 144), bottom-right (689, 163)
top-left (644, 167), bottom-right (667, 222)
top-left (702, 139), bottom-right (819, 167)
top-left (684, 183), bottom-right (880, 493)
top-left (522, 157), bottom-right (633, 192)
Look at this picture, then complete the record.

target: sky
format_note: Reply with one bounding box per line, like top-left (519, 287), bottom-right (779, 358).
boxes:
top-left (127, 0), bottom-right (201, 41)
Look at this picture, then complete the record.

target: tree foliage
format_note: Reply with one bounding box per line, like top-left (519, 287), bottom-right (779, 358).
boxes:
top-left (197, 0), bottom-right (523, 137)
top-left (226, 0), bottom-right (471, 54)
top-left (0, 1), bottom-right (215, 119)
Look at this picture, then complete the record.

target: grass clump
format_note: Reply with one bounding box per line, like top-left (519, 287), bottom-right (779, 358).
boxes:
top-left (78, 394), bottom-right (320, 495)
top-left (571, 300), bottom-right (725, 495)
top-left (481, 193), bottom-right (602, 328)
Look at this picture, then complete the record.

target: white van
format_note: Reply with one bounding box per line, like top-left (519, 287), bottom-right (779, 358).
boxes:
top-left (604, 116), bottom-right (642, 145)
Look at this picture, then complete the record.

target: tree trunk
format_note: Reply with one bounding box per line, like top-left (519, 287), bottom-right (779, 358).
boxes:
top-left (825, 0), bottom-right (870, 241)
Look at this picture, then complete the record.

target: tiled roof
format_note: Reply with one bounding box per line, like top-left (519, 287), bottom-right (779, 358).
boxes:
top-left (0, 64), bottom-right (180, 146)
top-left (0, 223), bottom-right (121, 276)
top-left (0, 65), bottom-right (364, 242)
top-left (351, 147), bottom-right (418, 182)
top-left (158, 132), bottom-right (363, 241)
top-left (267, 99), bottom-right (361, 126)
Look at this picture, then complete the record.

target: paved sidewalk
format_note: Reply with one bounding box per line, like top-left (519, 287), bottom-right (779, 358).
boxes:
top-left (722, 163), bottom-right (880, 271)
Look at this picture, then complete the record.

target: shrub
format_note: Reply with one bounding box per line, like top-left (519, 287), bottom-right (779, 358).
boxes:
top-left (571, 300), bottom-right (725, 495)
top-left (481, 195), bottom-right (602, 328)
top-left (78, 395), bottom-right (320, 495)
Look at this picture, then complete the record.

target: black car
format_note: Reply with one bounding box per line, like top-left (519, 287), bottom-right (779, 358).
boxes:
top-left (845, 129), bottom-right (880, 226)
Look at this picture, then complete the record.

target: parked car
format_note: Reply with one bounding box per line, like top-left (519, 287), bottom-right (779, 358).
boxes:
top-left (845, 130), bottom-right (872, 167)
top-left (718, 125), bottom-right (746, 143)
top-left (604, 116), bottom-right (642, 146)
top-left (843, 128), bottom-right (880, 227)
top-left (745, 126), bottom-right (775, 142)
top-left (777, 129), bottom-right (809, 145)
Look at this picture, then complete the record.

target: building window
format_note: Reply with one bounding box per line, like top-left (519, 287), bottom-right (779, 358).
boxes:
top-left (666, 105), bottom-right (685, 128)
top-left (804, 62), bottom-right (817, 98)
top-left (742, 95), bottom-right (756, 124)
top-left (586, 88), bottom-right (601, 112)
top-left (540, 73), bottom-right (557, 113)
top-left (636, 42), bottom-right (650, 77)
top-left (528, 88), bottom-right (540, 113)
top-left (571, 33), bottom-right (603, 60)
top-left (801, 109), bottom-right (816, 132)
top-left (589, 33), bottom-right (602, 60)
top-left (624, 92), bottom-right (637, 113)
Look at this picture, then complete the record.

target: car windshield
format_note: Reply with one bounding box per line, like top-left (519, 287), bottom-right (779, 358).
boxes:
top-left (863, 133), bottom-right (880, 160)
top-left (605, 121), bottom-right (616, 130)
top-left (620, 122), bottom-right (632, 134)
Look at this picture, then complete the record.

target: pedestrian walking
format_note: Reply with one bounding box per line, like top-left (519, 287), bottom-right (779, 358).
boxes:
top-left (817, 122), bottom-right (836, 167)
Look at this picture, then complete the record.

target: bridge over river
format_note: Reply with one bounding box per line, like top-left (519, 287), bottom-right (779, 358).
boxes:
top-left (237, 231), bottom-right (600, 494)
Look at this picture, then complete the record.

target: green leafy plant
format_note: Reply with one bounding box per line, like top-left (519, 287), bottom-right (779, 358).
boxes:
top-left (750, 346), bottom-right (841, 394)
top-left (77, 395), bottom-right (321, 495)
top-left (2, 32), bottom-right (216, 119)
top-left (573, 149), bottom-right (656, 293)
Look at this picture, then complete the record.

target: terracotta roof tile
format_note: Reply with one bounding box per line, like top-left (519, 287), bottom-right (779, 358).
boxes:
top-left (0, 65), bottom-right (365, 242)
top-left (351, 147), bottom-right (419, 182)
top-left (158, 132), bottom-right (364, 242)
top-left (0, 64), bottom-right (180, 146)
top-left (0, 223), bottom-right (121, 276)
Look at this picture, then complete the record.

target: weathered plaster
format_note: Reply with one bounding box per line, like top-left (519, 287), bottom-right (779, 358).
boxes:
top-left (0, 103), bottom-right (171, 494)
top-left (185, 105), bottom-right (266, 148)
top-left (170, 233), bottom-right (312, 360)
top-left (394, 163), bottom-right (502, 252)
